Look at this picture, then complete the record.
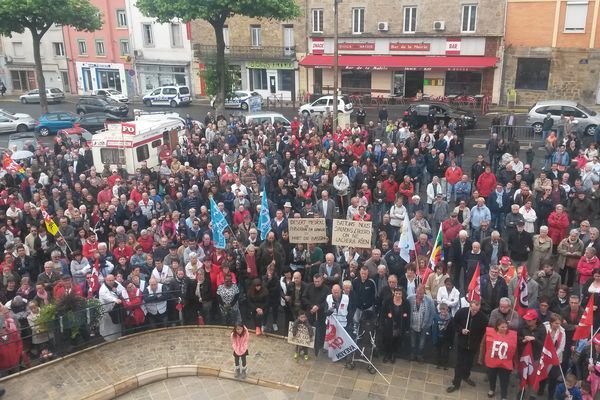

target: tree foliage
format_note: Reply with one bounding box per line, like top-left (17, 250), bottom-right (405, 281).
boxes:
top-left (0, 0), bottom-right (103, 112)
top-left (200, 60), bottom-right (236, 99)
top-left (137, 0), bottom-right (301, 113)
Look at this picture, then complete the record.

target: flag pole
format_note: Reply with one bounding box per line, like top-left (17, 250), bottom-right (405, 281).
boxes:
top-left (557, 365), bottom-right (570, 398)
top-left (519, 387), bottom-right (525, 400)
top-left (331, 315), bottom-right (390, 385)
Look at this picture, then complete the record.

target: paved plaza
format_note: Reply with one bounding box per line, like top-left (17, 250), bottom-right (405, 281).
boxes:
top-left (0, 326), bottom-right (511, 400)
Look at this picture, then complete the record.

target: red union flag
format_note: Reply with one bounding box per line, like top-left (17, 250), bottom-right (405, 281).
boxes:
top-left (467, 263), bottom-right (481, 302)
top-left (514, 267), bottom-right (529, 317)
top-left (519, 341), bottom-right (536, 389)
top-left (533, 333), bottom-right (560, 390)
top-left (573, 295), bottom-right (594, 341)
top-left (324, 316), bottom-right (357, 362)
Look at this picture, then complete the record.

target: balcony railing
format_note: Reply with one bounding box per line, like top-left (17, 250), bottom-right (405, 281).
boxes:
top-left (194, 44), bottom-right (296, 60)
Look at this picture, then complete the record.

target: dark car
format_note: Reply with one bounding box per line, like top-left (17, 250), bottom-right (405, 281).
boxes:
top-left (404, 102), bottom-right (477, 130)
top-left (76, 96), bottom-right (129, 117)
top-left (74, 112), bottom-right (134, 133)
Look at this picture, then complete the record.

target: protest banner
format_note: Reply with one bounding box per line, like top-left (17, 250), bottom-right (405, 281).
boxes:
top-left (288, 218), bottom-right (328, 244)
top-left (331, 219), bottom-right (372, 248)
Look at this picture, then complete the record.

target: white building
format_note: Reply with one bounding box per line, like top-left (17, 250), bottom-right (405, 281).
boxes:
top-left (0, 25), bottom-right (70, 94)
top-left (126, 0), bottom-right (193, 96)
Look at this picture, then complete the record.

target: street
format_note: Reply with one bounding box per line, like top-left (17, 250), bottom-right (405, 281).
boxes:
top-left (0, 96), bottom-right (550, 170)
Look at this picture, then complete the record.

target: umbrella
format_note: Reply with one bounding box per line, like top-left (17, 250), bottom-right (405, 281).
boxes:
top-left (10, 150), bottom-right (33, 160)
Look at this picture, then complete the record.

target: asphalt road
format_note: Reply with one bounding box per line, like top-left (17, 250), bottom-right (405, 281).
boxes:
top-left (0, 96), bottom-right (549, 170)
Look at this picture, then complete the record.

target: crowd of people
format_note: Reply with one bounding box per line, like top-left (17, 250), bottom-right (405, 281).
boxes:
top-left (0, 105), bottom-right (599, 400)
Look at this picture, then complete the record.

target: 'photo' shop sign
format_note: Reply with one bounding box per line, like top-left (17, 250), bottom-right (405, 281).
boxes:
top-left (288, 218), bottom-right (328, 244)
top-left (331, 220), bottom-right (372, 248)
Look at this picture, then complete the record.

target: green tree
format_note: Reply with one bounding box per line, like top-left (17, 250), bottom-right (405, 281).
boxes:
top-left (0, 0), bottom-right (102, 113)
top-left (136, 0), bottom-right (301, 114)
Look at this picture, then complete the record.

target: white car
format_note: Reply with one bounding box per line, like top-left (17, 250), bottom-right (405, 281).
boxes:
top-left (0, 109), bottom-right (36, 133)
top-left (211, 90), bottom-right (263, 110)
top-left (143, 85), bottom-right (191, 108)
top-left (298, 95), bottom-right (353, 116)
top-left (92, 89), bottom-right (129, 103)
top-left (19, 88), bottom-right (65, 104)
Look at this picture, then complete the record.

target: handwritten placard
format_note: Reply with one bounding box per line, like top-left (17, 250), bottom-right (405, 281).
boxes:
top-left (331, 219), bottom-right (372, 248)
top-left (287, 321), bottom-right (316, 348)
top-left (288, 218), bottom-right (328, 244)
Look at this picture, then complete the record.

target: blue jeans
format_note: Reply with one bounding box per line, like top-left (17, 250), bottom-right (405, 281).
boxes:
top-left (410, 329), bottom-right (427, 359)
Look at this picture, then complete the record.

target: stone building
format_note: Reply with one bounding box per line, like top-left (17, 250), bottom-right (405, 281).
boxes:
top-left (299, 0), bottom-right (504, 102)
top-left (503, 0), bottom-right (600, 105)
top-left (190, 9), bottom-right (307, 102)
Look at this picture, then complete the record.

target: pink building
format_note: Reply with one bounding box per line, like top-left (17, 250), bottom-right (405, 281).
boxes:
top-left (63, 0), bottom-right (132, 95)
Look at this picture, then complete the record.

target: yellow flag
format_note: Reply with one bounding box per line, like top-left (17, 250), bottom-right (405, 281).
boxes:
top-left (44, 216), bottom-right (59, 236)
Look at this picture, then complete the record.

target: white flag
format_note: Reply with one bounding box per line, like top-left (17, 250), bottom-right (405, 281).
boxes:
top-left (324, 316), bottom-right (358, 362)
top-left (398, 216), bottom-right (415, 263)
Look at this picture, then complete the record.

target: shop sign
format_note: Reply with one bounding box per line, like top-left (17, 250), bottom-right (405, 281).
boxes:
top-left (343, 66), bottom-right (388, 71)
top-left (246, 61), bottom-right (294, 70)
top-left (338, 42), bottom-right (375, 51)
top-left (389, 43), bottom-right (431, 51)
top-left (446, 38), bottom-right (461, 55)
top-left (312, 37), bottom-right (324, 55)
top-left (404, 67), bottom-right (433, 71)
top-left (424, 79), bottom-right (445, 86)
top-left (447, 67), bottom-right (475, 71)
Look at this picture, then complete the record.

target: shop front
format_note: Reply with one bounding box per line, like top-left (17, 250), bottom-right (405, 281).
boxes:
top-left (245, 60), bottom-right (297, 101)
top-left (136, 63), bottom-right (190, 93)
top-left (301, 37), bottom-right (499, 101)
top-left (75, 62), bottom-right (131, 96)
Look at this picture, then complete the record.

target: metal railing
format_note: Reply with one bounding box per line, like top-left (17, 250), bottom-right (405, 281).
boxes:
top-left (490, 125), bottom-right (538, 142)
top-left (194, 45), bottom-right (296, 60)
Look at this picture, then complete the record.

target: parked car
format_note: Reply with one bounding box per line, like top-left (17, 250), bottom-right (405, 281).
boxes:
top-left (19, 88), bottom-right (65, 104)
top-left (244, 112), bottom-right (291, 132)
top-left (404, 103), bottom-right (477, 129)
top-left (35, 112), bottom-right (77, 136)
top-left (298, 95), bottom-right (353, 116)
top-left (91, 89), bottom-right (129, 103)
top-left (73, 112), bottom-right (133, 133)
top-left (142, 85), bottom-right (192, 107)
top-left (526, 100), bottom-right (600, 136)
top-left (211, 90), bottom-right (263, 111)
top-left (0, 109), bottom-right (36, 133)
top-left (76, 96), bottom-right (129, 117)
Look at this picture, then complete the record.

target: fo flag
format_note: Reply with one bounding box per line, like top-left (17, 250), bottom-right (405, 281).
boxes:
top-left (573, 295), bottom-right (594, 341)
top-left (324, 316), bottom-right (358, 362)
top-left (533, 333), bottom-right (560, 390)
top-left (467, 262), bottom-right (481, 302)
top-left (484, 327), bottom-right (517, 370)
top-left (514, 267), bottom-right (529, 317)
top-left (519, 341), bottom-right (536, 389)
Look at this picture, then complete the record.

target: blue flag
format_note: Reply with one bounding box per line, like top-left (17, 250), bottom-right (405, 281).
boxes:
top-left (210, 197), bottom-right (228, 249)
top-left (258, 190), bottom-right (271, 241)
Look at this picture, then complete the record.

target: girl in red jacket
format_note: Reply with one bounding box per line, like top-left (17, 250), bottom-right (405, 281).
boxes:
top-left (231, 323), bottom-right (249, 379)
top-left (578, 248), bottom-right (600, 286)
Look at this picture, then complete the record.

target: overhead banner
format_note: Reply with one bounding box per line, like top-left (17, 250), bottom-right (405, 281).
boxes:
top-left (331, 219), bottom-right (372, 248)
top-left (288, 218), bottom-right (328, 244)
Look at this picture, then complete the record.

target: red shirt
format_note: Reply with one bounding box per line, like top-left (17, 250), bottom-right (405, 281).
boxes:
top-left (114, 245), bottom-right (134, 262)
top-left (382, 180), bottom-right (399, 203)
top-left (137, 236), bottom-right (154, 254)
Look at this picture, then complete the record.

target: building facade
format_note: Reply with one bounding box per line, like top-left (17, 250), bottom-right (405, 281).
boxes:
top-left (503, 0), bottom-right (600, 105)
top-left (301, 0), bottom-right (505, 102)
top-left (125, 0), bottom-right (193, 96)
top-left (63, 0), bottom-right (133, 96)
top-left (0, 26), bottom-right (69, 94)
top-left (190, 12), bottom-right (307, 101)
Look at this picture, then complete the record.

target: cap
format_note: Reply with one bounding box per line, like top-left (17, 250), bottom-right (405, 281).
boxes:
top-left (169, 244), bottom-right (178, 250)
top-left (517, 220), bottom-right (525, 226)
top-left (284, 201), bottom-right (292, 208)
top-left (500, 256), bottom-right (511, 264)
top-left (522, 309), bottom-right (538, 321)
top-left (594, 334), bottom-right (600, 346)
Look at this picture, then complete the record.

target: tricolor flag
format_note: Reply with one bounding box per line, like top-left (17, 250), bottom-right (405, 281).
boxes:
top-left (467, 262), bottom-right (481, 302)
top-left (210, 197), bottom-right (229, 249)
top-left (533, 333), bottom-right (560, 390)
top-left (573, 295), bottom-right (594, 341)
top-left (40, 207), bottom-right (59, 236)
top-left (519, 341), bottom-right (536, 389)
top-left (258, 190), bottom-right (271, 241)
top-left (429, 225), bottom-right (444, 267)
top-left (514, 266), bottom-right (529, 317)
top-left (398, 215), bottom-right (415, 263)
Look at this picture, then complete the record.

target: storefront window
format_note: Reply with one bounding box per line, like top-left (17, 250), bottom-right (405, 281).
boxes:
top-left (393, 72), bottom-right (405, 96)
top-left (249, 69), bottom-right (268, 90)
top-left (341, 69), bottom-right (371, 92)
top-left (278, 70), bottom-right (293, 92)
top-left (231, 65), bottom-right (242, 90)
top-left (11, 70), bottom-right (36, 91)
top-left (445, 71), bottom-right (482, 95)
top-left (515, 58), bottom-right (550, 90)
top-left (140, 65), bottom-right (188, 90)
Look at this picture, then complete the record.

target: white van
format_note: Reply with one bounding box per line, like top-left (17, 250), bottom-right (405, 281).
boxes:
top-left (142, 85), bottom-right (192, 108)
top-left (244, 112), bottom-right (291, 132)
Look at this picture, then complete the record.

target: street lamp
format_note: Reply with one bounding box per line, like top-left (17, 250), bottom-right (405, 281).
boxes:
top-left (332, 0), bottom-right (340, 134)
